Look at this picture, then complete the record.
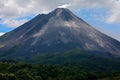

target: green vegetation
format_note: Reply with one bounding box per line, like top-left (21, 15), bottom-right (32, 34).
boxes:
top-left (1, 50), bottom-right (120, 80)
top-left (0, 57), bottom-right (120, 80)
top-left (0, 60), bottom-right (120, 80)
top-left (99, 75), bottom-right (120, 80)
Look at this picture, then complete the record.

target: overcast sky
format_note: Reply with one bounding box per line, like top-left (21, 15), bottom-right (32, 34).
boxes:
top-left (0, 0), bottom-right (120, 41)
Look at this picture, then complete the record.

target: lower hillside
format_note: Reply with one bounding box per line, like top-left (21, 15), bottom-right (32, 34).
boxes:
top-left (0, 50), bottom-right (120, 80)
top-left (0, 61), bottom-right (120, 80)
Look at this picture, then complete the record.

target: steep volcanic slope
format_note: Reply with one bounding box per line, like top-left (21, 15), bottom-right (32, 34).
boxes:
top-left (0, 8), bottom-right (120, 59)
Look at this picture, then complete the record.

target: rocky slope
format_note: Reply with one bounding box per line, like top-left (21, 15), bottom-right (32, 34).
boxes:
top-left (0, 8), bottom-right (120, 59)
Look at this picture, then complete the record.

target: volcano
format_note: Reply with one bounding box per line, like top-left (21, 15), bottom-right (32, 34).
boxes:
top-left (0, 8), bottom-right (120, 61)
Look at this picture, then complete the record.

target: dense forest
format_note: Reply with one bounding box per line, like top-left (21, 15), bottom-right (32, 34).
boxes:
top-left (0, 60), bottom-right (120, 80)
top-left (1, 41), bottom-right (120, 79)
top-left (1, 50), bottom-right (120, 80)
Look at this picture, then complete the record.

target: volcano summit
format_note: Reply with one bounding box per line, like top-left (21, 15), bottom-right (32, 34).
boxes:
top-left (0, 8), bottom-right (120, 61)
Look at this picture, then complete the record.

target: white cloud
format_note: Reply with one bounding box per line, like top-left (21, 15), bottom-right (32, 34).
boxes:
top-left (0, 0), bottom-right (120, 28)
top-left (58, 4), bottom-right (70, 8)
top-left (106, 1), bottom-right (120, 23)
top-left (0, 19), bottom-right (28, 28)
top-left (0, 32), bottom-right (5, 36)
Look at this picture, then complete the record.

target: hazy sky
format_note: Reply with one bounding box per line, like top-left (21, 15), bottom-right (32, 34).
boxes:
top-left (0, 0), bottom-right (120, 41)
